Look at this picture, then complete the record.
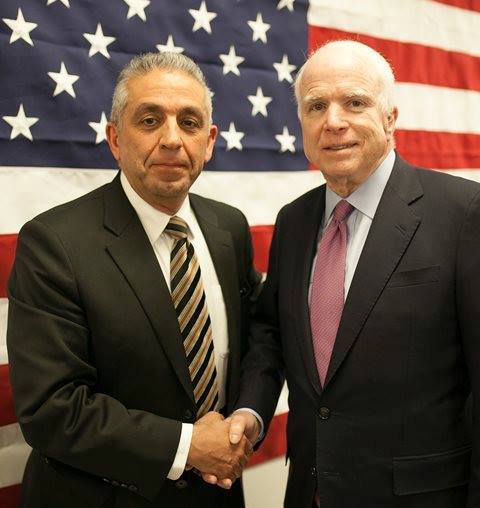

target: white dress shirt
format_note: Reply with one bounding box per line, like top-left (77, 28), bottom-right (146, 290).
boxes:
top-left (120, 172), bottom-right (229, 480)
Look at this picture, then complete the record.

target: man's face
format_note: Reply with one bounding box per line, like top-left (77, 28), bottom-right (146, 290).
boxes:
top-left (299, 50), bottom-right (397, 194)
top-left (107, 69), bottom-right (217, 211)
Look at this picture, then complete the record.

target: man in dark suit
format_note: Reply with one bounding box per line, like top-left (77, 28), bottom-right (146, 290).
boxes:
top-left (227, 40), bottom-right (480, 507)
top-left (7, 52), bottom-right (259, 508)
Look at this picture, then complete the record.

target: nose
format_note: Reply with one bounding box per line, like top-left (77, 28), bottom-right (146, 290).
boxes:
top-left (324, 104), bottom-right (348, 132)
top-left (159, 118), bottom-right (182, 150)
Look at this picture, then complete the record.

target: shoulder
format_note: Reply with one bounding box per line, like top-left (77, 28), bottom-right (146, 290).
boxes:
top-left (190, 193), bottom-right (249, 228)
top-left (18, 178), bottom-right (116, 244)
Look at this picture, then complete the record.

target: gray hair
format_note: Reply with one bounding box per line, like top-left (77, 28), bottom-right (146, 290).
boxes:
top-left (293, 40), bottom-right (396, 116)
top-left (110, 52), bottom-right (213, 126)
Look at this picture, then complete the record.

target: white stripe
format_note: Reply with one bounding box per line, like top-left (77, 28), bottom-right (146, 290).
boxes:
top-left (274, 383), bottom-right (289, 415)
top-left (3, 167), bottom-right (480, 234)
top-left (0, 167), bottom-right (324, 230)
top-left (0, 423), bottom-right (30, 488)
top-left (395, 83), bottom-right (480, 134)
top-left (308, 0), bottom-right (480, 57)
top-left (0, 299), bottom-right (8, 365)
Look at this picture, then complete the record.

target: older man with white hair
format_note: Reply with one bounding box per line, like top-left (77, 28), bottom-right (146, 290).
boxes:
top-left (228, 40), bottom-right (480, 508)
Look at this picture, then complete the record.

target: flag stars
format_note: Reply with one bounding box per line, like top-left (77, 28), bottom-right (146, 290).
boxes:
top-left (89, 112), bottom-right (108, 144)
top-left (157, 35), bottom-right (184, 54)
top-left (123, 0), bottom-right (150, 22)
top-left (247, 13), bottom-right (271, 43)
top-left (248, 87), bottom-right (272, 117)
top-left (48, 62), bottom-right (80, 98)
top-left (47, 0), bottom-right (70, 6)
top-left (275, 126), bottom-right (296, 153)
top-left (273, 54), bottom-right (297, 83)
top-left (2, 8), bottom-right (38, 46)
top-left (189, 1), bottom-right (217, 34)
top-left (277, 0), bottom-right (295, 11)
top-left (2, 104), bottom-right (39, 141)
top-left (219, 46), bottom-right (245, 76)
top-left (220, 122), bottom-right (245, 151)
top-left (83, 23), bottom-right (116, 59)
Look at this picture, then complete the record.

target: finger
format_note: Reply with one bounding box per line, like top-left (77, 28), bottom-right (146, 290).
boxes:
top-left (202, 473), bottom-right (218, 485)
top-left (217, 478), bottom-right (233, 489)
top-left (229, 415), bottom-right (247, 445)
top-left (199, 411), bottom-right (224, 423)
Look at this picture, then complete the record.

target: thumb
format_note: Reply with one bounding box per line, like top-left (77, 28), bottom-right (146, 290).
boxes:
top-left (229, 414), bottom-right (247, 445)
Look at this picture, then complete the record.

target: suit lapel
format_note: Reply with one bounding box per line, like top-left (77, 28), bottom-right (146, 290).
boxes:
top-left (190, 194), bottom-right (240, 411)
top-left (292, 186), bottom-right (326, 397)
top-left (103, 175), bottom-right (195, 405)
top-left (324, 157), bottom-right (423, 388)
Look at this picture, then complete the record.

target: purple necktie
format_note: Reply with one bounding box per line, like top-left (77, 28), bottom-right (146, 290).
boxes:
top-left (310, 199), bottom-right (354, 387)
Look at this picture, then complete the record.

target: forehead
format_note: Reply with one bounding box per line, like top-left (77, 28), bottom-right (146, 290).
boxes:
top-left (125, 69), bottom-right (207, 111)
top-left (300, 51), bottom-right (381, 100)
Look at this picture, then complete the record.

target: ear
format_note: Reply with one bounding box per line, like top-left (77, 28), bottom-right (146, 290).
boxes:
top-left (384, 107), bottom-right (398, 139)
top-left (204, 124), bottom-right (218, 163)
top-left (106, 122), bottom-right (121, 162)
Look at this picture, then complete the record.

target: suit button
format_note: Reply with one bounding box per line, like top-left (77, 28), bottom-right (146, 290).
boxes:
top-left (319, 407), bottom-right (330, 420)
top-left (175, 479), bottom-right (188, 489)
top-left (128, 485), bottom-right (138, 492)
top-left (111, 480), bottom-right (120, 487)
top-left (311, 466), bottom-right (317, 477)
top-left (184, 409), bottom-right (193, 421)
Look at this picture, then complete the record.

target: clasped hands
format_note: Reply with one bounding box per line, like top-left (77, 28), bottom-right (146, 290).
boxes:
top-left (186, 410), bottom-right (260, 489)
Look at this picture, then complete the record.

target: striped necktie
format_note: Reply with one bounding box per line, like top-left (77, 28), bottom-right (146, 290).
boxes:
top-left (165, 216), bottom-right (219, 417)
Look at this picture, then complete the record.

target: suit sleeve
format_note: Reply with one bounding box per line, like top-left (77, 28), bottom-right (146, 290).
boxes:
top-left (456, 189), bottom-right (480, 507)
top-left (235, 208), bottom-right (286, 435)
top-left (7, 218), bottom-right (181, 501)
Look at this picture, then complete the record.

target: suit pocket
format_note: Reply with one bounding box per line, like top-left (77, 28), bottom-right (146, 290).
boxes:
top-left (387, 265), bottom-right (440, 288)
top-left (393, 445), bottom-right (471, 496)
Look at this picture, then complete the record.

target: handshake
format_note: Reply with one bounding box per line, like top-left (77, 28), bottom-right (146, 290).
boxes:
top-left (186, 410), bottom-right (261, 489)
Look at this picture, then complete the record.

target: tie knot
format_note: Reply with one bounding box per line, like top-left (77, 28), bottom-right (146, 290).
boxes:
top-left (165, 216), bottom-right (189, 240)
top-left (332, 200), bottom-right (354, 224)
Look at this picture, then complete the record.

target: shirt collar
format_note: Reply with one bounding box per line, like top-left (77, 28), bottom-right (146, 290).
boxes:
top-left (324, 149), bottom-right (395, 224)
top-left (120, 171), bottom-right (194, 244)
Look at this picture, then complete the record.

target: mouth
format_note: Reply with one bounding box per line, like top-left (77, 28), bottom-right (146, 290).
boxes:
top-left (324, 143), bottom-right (358, 151)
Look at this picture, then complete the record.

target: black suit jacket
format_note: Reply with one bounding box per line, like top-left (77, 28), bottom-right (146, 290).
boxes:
top-left (7, 173), bottom-right (259, 508)
top-left (237, 155), bottom-right (480, 508)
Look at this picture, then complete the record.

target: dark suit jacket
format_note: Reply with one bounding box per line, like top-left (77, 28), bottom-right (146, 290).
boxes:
top-left (7, 173), bottom-right (259, 508)
top-left (236, 155), bottom-right (480, 508)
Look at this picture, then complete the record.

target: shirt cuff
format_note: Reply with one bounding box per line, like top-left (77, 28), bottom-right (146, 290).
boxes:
top-left (167, 423), bottom-right (193, 480)
top-left (235, 407), bottom-right (265, 443)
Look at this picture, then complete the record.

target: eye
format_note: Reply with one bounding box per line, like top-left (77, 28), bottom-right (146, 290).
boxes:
top-left (142, 117), bottom-right (158, 127)
top-left (181, 118), bottom-right (200, 129)
top-left (310, 102), bottom-right (325, 112)
top-left (349, 99), bottom-right (365, 108)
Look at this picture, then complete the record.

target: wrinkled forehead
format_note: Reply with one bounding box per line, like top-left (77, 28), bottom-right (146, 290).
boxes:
top-left (300, 48), bottom-right (383, 97)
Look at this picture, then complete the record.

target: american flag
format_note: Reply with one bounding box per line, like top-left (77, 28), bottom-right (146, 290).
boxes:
top-left (0, 0), bottom-right (479, 506)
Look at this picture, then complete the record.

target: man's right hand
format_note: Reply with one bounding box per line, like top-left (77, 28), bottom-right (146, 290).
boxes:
top-left (186, 412), bottom-right (253, 485)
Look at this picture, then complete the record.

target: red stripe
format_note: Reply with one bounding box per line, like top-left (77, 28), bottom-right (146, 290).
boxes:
top-left (247, 412), bottom-right (287, 467)
top-left (309, 130), bottom-right (480, 171)
top-left (0, 234), bottom-right (17, 298)
top-left (0, 365), bottom-right (17, 426)
top-left (396, 130), bottom-right (480, 169)
top-left (250, 225), bottom-right (274, 273)
top-left (309, 26), bottom-right (480, 92)
top-left (0, 484), bottom-right (21, 508)
top-left (433, 0), bottom-right (480, 12)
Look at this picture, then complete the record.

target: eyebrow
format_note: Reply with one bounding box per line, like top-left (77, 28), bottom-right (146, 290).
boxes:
top-left (133, 102), bottom-right (205, 120)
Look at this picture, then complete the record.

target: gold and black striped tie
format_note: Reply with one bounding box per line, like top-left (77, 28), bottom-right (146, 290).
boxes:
top-left (165, 216), bottom-right (219, 418)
